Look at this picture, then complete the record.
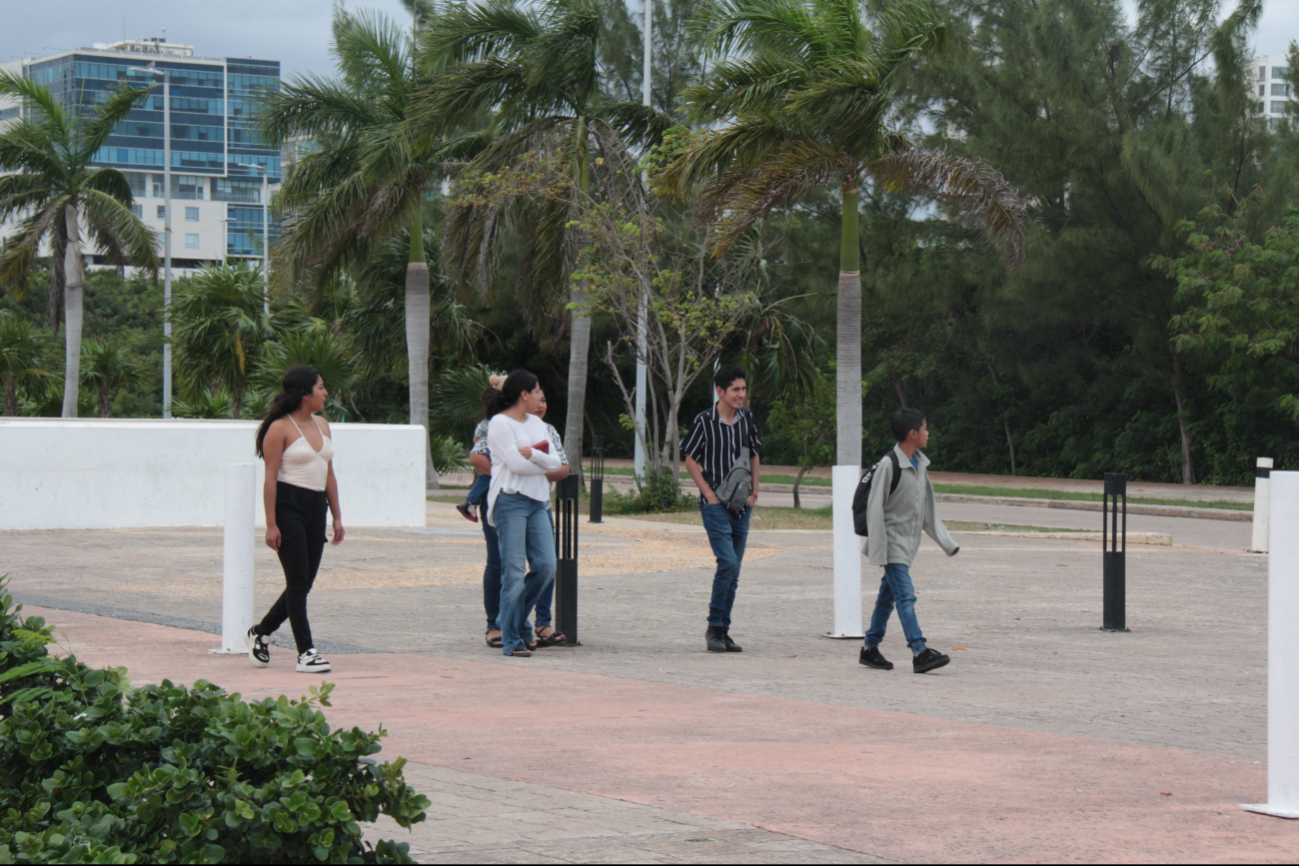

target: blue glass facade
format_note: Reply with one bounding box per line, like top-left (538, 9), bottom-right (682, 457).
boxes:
top-left (25, 49), bottom-right (282, 261)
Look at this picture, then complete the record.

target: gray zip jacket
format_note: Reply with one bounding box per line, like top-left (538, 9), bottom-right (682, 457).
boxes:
top-left (862, 445), bottom-right (960, 566)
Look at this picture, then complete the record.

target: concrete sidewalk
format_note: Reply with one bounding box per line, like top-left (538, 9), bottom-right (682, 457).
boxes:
top-left (30, 606), bottom-right (1294, 863)
top-left (1, 501), bottom-right (1291, 862)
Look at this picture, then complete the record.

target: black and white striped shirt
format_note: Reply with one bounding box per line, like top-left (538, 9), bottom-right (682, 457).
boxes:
top-left (681, 405), bottom-right (762, 505)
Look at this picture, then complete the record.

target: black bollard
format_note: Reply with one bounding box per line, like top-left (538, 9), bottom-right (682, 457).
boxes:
top-left (1101, 472), bottom-right (1129, 632)
top-left (554, 474), bottom-right (582, 645)
top-left (590, 435), bottom-right (605, 524)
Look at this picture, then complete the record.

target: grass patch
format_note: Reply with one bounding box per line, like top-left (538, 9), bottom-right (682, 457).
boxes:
top-left (932, 483), bottom-right (1251, 511)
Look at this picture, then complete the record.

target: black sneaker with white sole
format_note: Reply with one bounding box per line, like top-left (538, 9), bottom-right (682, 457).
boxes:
top-left (296, 648), bottom-right (332, 673)
top-left (246, 626), bottom-right (269, 667)
top-left (912, 647), bottom-right (951, 673)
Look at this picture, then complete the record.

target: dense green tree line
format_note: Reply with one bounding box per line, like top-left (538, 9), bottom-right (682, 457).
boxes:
top-left (3, 0), bottom-right (1298, 487)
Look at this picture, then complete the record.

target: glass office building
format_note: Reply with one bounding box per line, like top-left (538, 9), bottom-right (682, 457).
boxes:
top-left (2, 39), bottom-right (282, 268)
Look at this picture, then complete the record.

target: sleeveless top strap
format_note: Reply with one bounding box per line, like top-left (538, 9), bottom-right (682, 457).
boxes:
top-left (287, 414), bottom-right (305, 438)
top-left (311, 415), bottom-right (324, 437)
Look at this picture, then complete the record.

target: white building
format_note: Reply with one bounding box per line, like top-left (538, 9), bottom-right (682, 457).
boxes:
top-left (1251, 56), bottom-right (1294, 131)
top-left (0, 37), bottom-right (283, 274)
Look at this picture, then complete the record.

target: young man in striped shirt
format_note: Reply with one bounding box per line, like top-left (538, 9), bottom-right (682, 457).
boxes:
top-left (682, 365), bottom-right (762, 653)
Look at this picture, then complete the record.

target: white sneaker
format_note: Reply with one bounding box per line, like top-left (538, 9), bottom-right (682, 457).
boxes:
top-left (296, 648), bottom-right (331, 673)
top-left (246, 627), bottom-right (269, 667)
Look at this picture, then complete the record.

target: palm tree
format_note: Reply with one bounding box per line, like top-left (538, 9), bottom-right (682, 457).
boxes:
top-left (169, 265), bottom-right (271, 418)
top-left (0, 74), bottom-right (160, 417)
top-left (259, 3), bottom-right (451, 486)
top-left (417, 0), bottom-right (673, 477)
top-left (0, 311), bottom-right (51, 416)
top-left (81, 337), bottom-right (145, 418)
top-left (659, 0), bottom-right (1025, 469)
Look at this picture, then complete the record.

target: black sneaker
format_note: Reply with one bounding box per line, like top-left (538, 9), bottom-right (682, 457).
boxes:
top-left (859, 647), bottom-right (893, 670)
top-left (456, 501), bottom-right (479, 523)
top-left (722, 629), bottom-right (743, 652)
top-left (296, 649), bottom-right (332, 673)
top-left (913, 648), bottom-right (950, 673)
top-left (245, 627), bottom-right (269, 667)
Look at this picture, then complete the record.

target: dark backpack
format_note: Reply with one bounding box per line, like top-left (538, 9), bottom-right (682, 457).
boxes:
top-left (852, 451), bottom-right (901, 537)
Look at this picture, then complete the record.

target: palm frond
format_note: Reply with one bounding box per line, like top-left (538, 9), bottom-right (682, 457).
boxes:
top-left (868, 149), bottom-right (1026, 272)
top-left (0, 72), bottom-right (70, 141)
top-left (76, 81), bottom-right (155, 163)
top-left (78, 188), bottom-right (161, 277)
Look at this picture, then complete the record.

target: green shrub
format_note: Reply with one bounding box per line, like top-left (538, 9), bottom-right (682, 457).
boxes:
top-left (604, 467), bottom-right (696, 515)
top-left (0, 577), bottom-right (429, 864)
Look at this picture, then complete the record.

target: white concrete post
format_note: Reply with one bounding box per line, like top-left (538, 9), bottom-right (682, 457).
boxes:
top-left (1251, 457), bottom-right (1273, 554)
top-left (1242, 470), bottom-right (1299, 819)
top-left (211, 463), bottom-right (255, 655)
top-left (827, 465), bottom-right (864, 638)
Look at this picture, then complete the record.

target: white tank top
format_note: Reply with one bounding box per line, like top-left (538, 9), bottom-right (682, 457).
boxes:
top-left (277, 415), bottom-right (333, 492)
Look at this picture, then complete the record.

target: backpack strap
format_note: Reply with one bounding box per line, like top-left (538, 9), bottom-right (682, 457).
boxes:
top-left (887, 450), bottom-right (901, 496)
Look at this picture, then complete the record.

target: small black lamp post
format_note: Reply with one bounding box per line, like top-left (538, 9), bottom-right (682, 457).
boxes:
top-left (589, 435), bottom-right (605, 524)
top-left (1102, 472), bottom-right (1129, 632)
top-left (554, 474), bottom-right (581, 645)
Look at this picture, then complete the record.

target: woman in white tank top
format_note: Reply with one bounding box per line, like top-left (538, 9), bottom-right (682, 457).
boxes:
top-left (246, 365), bottom-right (344, 674)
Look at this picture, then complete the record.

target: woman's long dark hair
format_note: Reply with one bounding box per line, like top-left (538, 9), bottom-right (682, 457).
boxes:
top-left (486, 369), bottom-right (539, 418)
top-left (480, 386), bottom-right (501, 421)
top-left (256, 365), bottom-right (321, 458)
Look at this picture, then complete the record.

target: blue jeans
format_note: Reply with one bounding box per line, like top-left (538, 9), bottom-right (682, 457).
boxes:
top-left (700, 503), bottom-right (751, 628)
top-left (466, 472), bottom-right (491, 506)
top-left (493, 493), bottom-right (557, 654)
top-left (864, 563), bottom-right (927, 655)
top-left (480, 503), bottom-right (552, 633)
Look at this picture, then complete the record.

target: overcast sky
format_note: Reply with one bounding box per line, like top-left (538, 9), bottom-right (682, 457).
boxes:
top-left (2, 0), bottom-right (1297, 79)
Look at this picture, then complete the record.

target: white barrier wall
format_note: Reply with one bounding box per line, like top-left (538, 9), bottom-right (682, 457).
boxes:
top-left (0, 419), bottom-right (426, 529)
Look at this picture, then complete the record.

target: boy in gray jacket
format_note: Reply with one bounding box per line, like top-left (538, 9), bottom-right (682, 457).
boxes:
top-left (860, 408), bottom-right (960, 673)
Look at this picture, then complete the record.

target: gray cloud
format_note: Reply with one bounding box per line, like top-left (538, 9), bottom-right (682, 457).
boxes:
top-left (1, 0), bottom-right (414, 77)
top-left (4, 0), bottom-right (1295, 85)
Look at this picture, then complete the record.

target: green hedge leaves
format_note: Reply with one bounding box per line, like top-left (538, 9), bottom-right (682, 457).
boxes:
top-left (0, 577), bottom-right (430, 864)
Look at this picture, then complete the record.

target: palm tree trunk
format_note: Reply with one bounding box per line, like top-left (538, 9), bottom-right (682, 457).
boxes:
top-left (99, 385), bottom-right (112, 418)
top-left (564, 290), bottom-right (592, 484)
top-left (405, 207), bottom-right (436, 489)
top-left (563, 116), bottom-right (592, 482)
top-left (835, 186), bottom-right (862, 467)
top-left (61, 204), bottom-right (85, 419)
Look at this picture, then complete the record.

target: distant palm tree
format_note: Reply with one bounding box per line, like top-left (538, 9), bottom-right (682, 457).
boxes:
top-left (170, 265), bottom-right (271, 418)
top-left (418, 0), bottom-right (673, 476)
top-left (0, 311), bottom-right (52, 416)
top-left (81, 337), bottom-right (145, 418)
top-left (0, 74), bottom-right (160, 418)
top-left (659, 0), bottom-right (1025, 467)
top-left (259, 3), bottom-right (454, 486)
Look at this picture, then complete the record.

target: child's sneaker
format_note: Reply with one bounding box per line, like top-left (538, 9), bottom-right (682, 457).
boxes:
top-left (456, 501), bottom-right (478, 523)
top-left (245, 626), bottom-right (269, 667)
top-left (296, 649), bottom-right (332, 673)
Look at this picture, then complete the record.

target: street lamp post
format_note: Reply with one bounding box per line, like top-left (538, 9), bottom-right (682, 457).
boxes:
top-left (237, 163), bottom-right (269, 315)
top-left (633, 0), bottom-right (652, 483)
top-left (130, 65), bottom-right (172, 419)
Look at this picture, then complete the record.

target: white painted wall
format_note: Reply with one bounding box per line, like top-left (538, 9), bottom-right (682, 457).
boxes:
top-left (0, 419), bottom-right (425, 530)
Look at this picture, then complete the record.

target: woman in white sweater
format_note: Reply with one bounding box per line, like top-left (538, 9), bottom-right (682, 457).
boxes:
top-left (486, 370), bottom-right (563, 656)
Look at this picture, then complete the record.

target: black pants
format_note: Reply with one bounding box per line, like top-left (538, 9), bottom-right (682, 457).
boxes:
top-left (257, 482), bottom-right (327, 654)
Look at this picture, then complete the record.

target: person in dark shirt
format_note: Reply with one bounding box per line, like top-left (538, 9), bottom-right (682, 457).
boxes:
top-left (682, 365), bottom-right (762, 653)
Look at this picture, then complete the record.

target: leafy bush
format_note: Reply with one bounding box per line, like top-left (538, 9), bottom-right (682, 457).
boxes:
top-left (604, 468), bottom-right (696, 515)
top-left (0, 576), bottom-right (428, 864)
